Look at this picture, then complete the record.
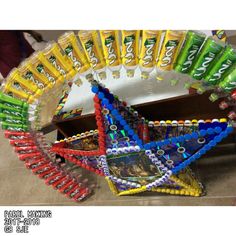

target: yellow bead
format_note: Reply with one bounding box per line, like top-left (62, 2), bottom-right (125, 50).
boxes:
top-left (170, 190), bottom-right (175, 195)
top-left (220, 118), bottom-right (227, 123)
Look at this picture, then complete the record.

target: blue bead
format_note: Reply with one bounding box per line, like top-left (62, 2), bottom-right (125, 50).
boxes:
top-left (222, 131), bottom-right (228, 138)
top-left (132, 134), bottom-right (139, 140)
top-left (214, 127), bottom-right (222, 134)
top-left (102, 98), bottom-right (109, 105)
top-left (226, 126), bottom-right (234, 134)
top-left (171, 137), bottom-right (177, 143)
top-left (177, 135), bottom-right (185, 142)
top-left (120, 119), bottom-right (127, 126)
top-left (215, 135), bottom-right (223, 143)
top-left (159, 141), bottom-right (164, 146)
top-left (98, 92), bottom-right (104, 99)
top-left (185, 159), bottom-right (191, 166)
top-left (128, 129), bottom-right (134, 136)
top-left (178, 164), bottom-right (184, 171)
top-left (184, 134), bottom-right (192, 140)
top-left (163, 139), bottom-right (170, 145)
top-left (124, 125), bottom-right (130, 130)
top-left (207, 128), bottom-right (214, 135)
top-left (107, 104), bottom-right (114, 110)
top-left (137, 140), bottom-right (143, 146)
top-left (116, 115), bottom-right (122, 121)
top-left (111, 109), bottom-right (118, 116)
top-left (195, 153), bottom-right (201, 159)
top-left (172, 168), bottom-right (177, 174)
top-left (190, 155), bottom-right (196, 161)
top-left (150, 142), bottom-right (156, 148)
top-left (144, 144), bottom-right (150, 149)
top-left (209, 140), bottom-right (216, 147)
top-left (191, 132), bottom-right (199, 139)
top-left (199, 129), bottom-right (207, 136)
top-left (205, 144), bottom-right (211, 150)
top-left (156, 141), bottom-right (161, 147)
top-left (91, 86), bottom-right (99, 93)
top-left (199, 149), bottom-right (206, 155)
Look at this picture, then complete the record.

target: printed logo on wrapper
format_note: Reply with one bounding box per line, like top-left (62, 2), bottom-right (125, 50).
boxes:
top-left (36, 64), bottom-right (56, 84)
top-left (124, 35), bottom-right (136, 65)
top-left (210, 59), bottom-right (233, 81)
top-left (25, 71), bottom-right (45, 89)
top-left (12, 82), bottom-right (29, 94)
top-left (181, 45), bottom-right (199, 72)
top-left (142, 38), bottom-right (156, 66)
top-left (161, 40), bottom-right (179, 67)
top-left (3, 110), bottom-right (22, 117)
top-left (194, 52), bottom-right (216, 76)
top-left (64, 45), bottom-right (82, 71)
top-left (105, 35), bottom-right (117, 65)
top-left (225, 81), bottom-right (236, 91)
top-left (85, 40), bottom-right (99, 68)
top-left (49, 55), bottom-right (66, 75)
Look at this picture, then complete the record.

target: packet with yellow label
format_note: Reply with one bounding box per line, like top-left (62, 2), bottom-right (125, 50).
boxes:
top-left (100, 30), bottom-right (122, 79)
top-left (2, 83), bottom-right (34, 103)
top-left (139, 30), bottom-right (162, 79)
top-left (156, 30), bottom-right (186, 84)
top-left (78, 30), bottom-right (107, 80)
top-left (157, 30), bottom-right (185, 71)
top-left (4, 68), bottom-right (42, 101)
top-left (27, 52), bottom-right (62, 90)
top-left (121, 30), bottom-right (140, 77)
top-left (18, 60), bottom-right (51, 92)
top-left (58, 31), bottom-right (94, 84)
top-left (42, 41), bottom-right (77, 82)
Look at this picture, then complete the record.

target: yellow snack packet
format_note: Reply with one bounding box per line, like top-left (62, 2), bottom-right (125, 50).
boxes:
top-left (28, 52), bottom-right (64, 88)
top-left (58, 31), bottom-right (91, 76)
top-left (139, 30), bottom-right (162, 79)
top-left (100, 30), bottom-right (121, 79)
top-left (3, 83), bottom-right (34, 103)
top-left (42, 42), bottom-right (77, 81)
top-left (18, 60), bottom-right (50, 91)
top-left (5, 68), bottom-right (42, 99)
top-left (121, 30), bottom-right (140, 77)
top-left (157, 30), bottom-right (185, 71)
top-left (78, 30), bottom-right (107, 80)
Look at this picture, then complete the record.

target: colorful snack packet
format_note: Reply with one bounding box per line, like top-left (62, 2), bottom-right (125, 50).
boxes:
top-left (28, 52), bottom-right (64, 88)
top-left (218, 67), bottom-right (236, 92)
top-left (157, 30), bottom-right (186, 71)
top-left (139, 30), bottom-right (162, 79)
top-left (0, 113), bottom-right (28, 125)
top-left (174, 31), bottom-right (206, 74)
top-left (0, 91), bottom-right (29, 110)
top-left (1, 121), bottom-right (29, 132)
top-left (189, 37), bottom-right (225, 80)
top-left (78, 30), bottom-right (107, 80)
top-left (2, 83), bottom-right (34, 103)
top-left (58, 31), bottom-right (93, 82)
top-left (18, 60), bottom-right (51, 91)
top-left (5, 68), bottom-right (43, 99)
top-left (42, 41), bottom-right (77, 81)
top-left (100, 30), bottom-right (122, 79)
top-left (204, 45), bottom-right (236, 85)
top-left (0, 103), bottom-right (28, 118)
top-left (121, 30), bottom-right (140, 77)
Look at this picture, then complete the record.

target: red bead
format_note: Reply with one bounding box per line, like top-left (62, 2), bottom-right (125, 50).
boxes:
top-left (231, 89), bottom-right (236, 100)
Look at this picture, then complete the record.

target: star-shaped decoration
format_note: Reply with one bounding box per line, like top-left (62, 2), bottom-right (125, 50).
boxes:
top-left (52, 81), bottom-right (234, 197)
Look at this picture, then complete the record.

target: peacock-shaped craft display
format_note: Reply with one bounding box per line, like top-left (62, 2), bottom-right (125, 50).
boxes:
top-left (0, 30), bottom-right (236, 202)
